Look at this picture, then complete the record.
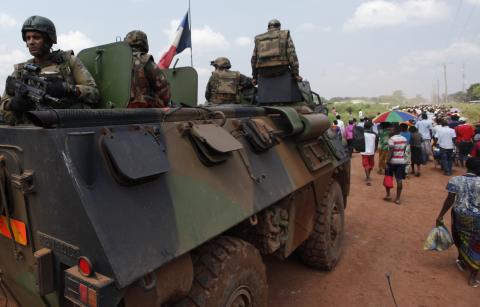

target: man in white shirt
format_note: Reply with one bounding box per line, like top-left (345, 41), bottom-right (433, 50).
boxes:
top-left (416, 113), bottom-right (433, 161)
top-left (434, 119), bottom-right (456, 176)
top-left (357, 117), bottom-right (365, 128)
top-left (336, 114), bottom-right (345, 139)
top-left (361, 121), bottom-right (378, 186)
top-left (385, 127), bottom-right (408, 204)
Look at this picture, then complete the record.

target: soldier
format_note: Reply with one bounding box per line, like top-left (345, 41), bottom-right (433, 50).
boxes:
top-left (124, 30), bottom-right (170, 108)
top-left (205, 57), bottom-right (253, 104)
top-left (251, 19), bottom-right (302, 85)
top-left (0, 15), bottom-right (99, 125)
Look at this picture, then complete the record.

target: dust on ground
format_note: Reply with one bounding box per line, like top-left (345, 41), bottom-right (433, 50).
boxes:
top-left (267, 153), bottom-right (479, 307)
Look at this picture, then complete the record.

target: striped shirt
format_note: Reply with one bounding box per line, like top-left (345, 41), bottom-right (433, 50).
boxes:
top-left (388, 134), bottom-right (407, 164)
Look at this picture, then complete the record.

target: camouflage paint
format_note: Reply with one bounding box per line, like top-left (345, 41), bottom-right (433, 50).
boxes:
top-left (0, 60), bottom-right (348, 307)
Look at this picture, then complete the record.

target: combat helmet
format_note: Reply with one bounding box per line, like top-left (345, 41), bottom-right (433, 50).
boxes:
top-left (22, 15), bottom-right (57, 44)
top-left (268, 19), bottom-right (281, 29)
top-left (124, 30), bottom-right (149, 52)
top-left (210, 57), bottom-right (231, 69)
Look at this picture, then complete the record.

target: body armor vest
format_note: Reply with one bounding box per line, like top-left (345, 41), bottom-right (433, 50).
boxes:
top-left (18, 50), bottom-right (75, 84)
top-left (129, 52), bottom-right (156, 107)
top-left (254, 30), bottom-right (289, 68)
top-left (211, 70), bottom-right (240, 103)
top-left (16, 50), bottom-right (78, 107)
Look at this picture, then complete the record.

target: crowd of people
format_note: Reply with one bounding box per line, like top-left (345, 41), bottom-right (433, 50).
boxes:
top-left (331, 104), bottom-right (480, 288)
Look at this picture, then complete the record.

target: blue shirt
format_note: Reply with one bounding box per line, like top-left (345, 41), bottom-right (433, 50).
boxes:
top-left (446, 174), bottom-right (480, 217)
top-left (400, 131), bottom-right (411, 143)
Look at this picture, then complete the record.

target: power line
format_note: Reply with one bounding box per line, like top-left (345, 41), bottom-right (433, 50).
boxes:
top-left (444, 1), bottom-right (464, 73)
top-left (444, 64), bottom-right (448, 104)
top-left (459, 2), bottom-right (477, 41)
top-left (451, 0), bottom-right (463, 37)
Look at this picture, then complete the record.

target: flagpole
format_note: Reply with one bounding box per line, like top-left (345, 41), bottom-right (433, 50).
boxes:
top-left (189, 0), bottom-right (193, 67)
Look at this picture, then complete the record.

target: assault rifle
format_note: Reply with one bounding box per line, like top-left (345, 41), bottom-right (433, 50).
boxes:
top-left (5, 63), bottom-right (62, 110)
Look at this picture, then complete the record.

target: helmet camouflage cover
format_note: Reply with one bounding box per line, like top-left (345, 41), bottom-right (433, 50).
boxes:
top-left (124, 30), bottom-right (149, 53)
top-left (210, 57), bottom-right (231, 69)
top-left (22, 15), bottom-right (57, 44)
top-left (268, 19), bottom-right (281, 29)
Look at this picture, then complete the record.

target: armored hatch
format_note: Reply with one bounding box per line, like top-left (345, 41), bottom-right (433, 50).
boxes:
top-left (79, 41), bottom-right (199, 108)
top-left (164, 67), bottom-right (198, 107)
top-left (78, 42), bottom-right (133, 109)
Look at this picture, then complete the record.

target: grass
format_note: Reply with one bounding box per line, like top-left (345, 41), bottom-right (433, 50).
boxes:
top-left (327, 102), bottom-right (392, 121)
top-left (449, 103), bottom-right (480, 123)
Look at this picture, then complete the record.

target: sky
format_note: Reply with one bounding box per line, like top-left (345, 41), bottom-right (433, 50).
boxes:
top-left (1, 0), bottom-right (480, 102)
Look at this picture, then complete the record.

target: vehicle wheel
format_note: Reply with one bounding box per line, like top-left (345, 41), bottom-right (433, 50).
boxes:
top-left (297, 181), bottom-right (345, 270)
top-left (173, 236), bottom-right (267, 307)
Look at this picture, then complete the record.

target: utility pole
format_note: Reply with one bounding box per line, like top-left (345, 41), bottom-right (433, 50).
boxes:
top-left (462, 63), bottom-right (466, 102)
top-left (437, 79), bottom-right (440, 104)
top-left (443, 63), bottom-right (448, 104)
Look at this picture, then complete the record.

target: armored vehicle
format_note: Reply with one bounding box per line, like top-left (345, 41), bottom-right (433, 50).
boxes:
top-left (0, 42), bottom-right (350, 307)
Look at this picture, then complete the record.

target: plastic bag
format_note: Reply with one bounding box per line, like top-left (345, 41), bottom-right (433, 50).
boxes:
top-left (383, 175), bottom-right (394, 188)
top-left (423, 225), bottom-right (453, 251)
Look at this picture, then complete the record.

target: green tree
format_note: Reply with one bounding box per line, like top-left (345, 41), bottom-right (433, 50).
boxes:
top-left (346, 106), bottom-right (353, 115)
top-left (448, 91), bottom-right (466, 103)
top-left (466, 83), bottom-right (480, 101)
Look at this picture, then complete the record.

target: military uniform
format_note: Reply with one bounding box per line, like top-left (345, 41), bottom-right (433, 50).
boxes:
top-left (205, 57), bottom-right (252, 105)
top-left (124, 30), bottom-right (170, 108)
top-left (251, 20), bottom-right (300, 80)
top-left (205, 70), bottom-right (252, 104)
top-left (1, 15), bottom-right (99, 125)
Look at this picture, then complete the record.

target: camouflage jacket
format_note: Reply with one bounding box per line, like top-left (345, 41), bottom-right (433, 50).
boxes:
top-left (127, 51), bottom-right (170, 108)
top-left (0, 50), bottom-right (100, 125)
top-left (205, 69), bottom-right (252, 104)
top-left (251, 29), bottom-right (299, 79)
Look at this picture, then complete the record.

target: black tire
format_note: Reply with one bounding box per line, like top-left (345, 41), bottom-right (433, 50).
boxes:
top-left (174, 236), bottom-right (267, 307)
top-left (298, 181), bottom-right (345, 270)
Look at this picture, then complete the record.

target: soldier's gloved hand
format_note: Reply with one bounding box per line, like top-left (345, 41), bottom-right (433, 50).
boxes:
top-left (9, 85), bottom-right (32, 112)
top-left (295, 75), bottom-right (303, 82)
top-left (46, 80), bottom-right (76, 98)
top-left (252, 78), bottom-right (257, 86)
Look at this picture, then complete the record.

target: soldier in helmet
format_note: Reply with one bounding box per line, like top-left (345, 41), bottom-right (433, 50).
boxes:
top-left (251, 19), bottom-right (302, 85)
top-left (0, 15), bottom-right (99, 125)
top-left (205, 57), bottom-right (253, 105)
top-left (124, 30), bottom-right (170, 108)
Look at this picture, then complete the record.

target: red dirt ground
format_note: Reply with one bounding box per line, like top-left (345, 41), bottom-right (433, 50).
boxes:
top-left (266, 153), bottom-right (480, 307)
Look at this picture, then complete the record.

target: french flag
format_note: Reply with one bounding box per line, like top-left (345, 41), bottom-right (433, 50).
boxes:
top-left (158, 12), bottom-right (192, 69)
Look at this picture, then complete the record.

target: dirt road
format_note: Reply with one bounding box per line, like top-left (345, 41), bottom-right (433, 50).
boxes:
top-left (267, 154), bottom-right (479, 307)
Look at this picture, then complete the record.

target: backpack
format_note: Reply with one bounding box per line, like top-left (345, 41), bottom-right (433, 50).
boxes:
top-left (352, 126), bottom-right (365, 152)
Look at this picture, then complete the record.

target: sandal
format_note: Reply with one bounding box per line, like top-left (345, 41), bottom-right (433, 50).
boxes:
top-left (383, 197), bottom-right (392, 202)
top-left (366, 182), bottom-right (371, 186)
top-left (468, 278), bottom-right (480, 288)
top-left (394, 199), bottom-right (401, 205)
top-left (415, 173), bottom-right (420, 177)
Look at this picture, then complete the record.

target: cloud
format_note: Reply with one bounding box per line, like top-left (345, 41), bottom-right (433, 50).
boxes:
top-left (465, 0), bottom-right (480, 4)
top-left (235, 36), bottom-right (252, 47)
top-left (57, 31), bottom-right (94, 53)
top-left (196, 67), bottom-right (212, 77)
top-left (163, 19), bottom-right (229, 54)
top-left (0, 13), bottom-right (16, 28)
top-left (297, 23), bottom-right (331, 33)
top-left (400, 41), bottom-right (480, 70)
top-left (0, 48), bottom-right (28, 93)
top-left (343, 0), bottom-right (449, 31)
